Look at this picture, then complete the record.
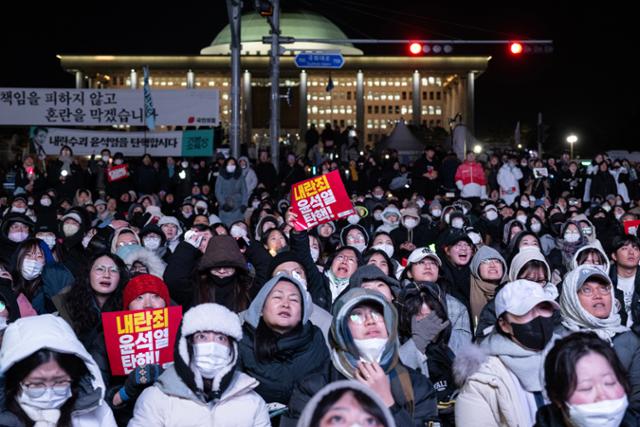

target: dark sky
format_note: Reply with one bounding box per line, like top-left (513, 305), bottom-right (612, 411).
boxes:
top-left (2, 1), bottom-right (636, 155)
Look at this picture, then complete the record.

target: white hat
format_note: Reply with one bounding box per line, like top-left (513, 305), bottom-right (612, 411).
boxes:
top-left (495, 280), bottom-right (560, 318)
top-left (407, 247), bottom-right (441, 267)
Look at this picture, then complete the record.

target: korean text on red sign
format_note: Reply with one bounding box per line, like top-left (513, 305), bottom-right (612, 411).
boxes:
top-left (102, 306), bottom-right (182, 376)
top-left (290, 170), bottom-right (355, 231)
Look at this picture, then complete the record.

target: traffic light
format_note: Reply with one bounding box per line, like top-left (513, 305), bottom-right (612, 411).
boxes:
top-left (254, 0), bottom-right (273, 16)
top-left (407, 42), bottom-right (453, 55)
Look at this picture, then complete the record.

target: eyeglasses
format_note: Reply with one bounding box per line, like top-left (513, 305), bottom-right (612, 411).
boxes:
top-left (21, 380), bottom-right (72, 398)
top-left (346, 235), bottom-right (365, 243)
top-left (349, 308), bottom-right (383, 325)
top-left (117, 241), bottom-right (137, 248)
top-left (452, 242), bottom-right (472, 250)
top-left (417, 258), bottom-right (438, 268)
top-left (480, 259), bottom-right (501, 266)
top-left (93, 265), bottom-right (119, 275)
top-left (578, 285), bottom-right (612, 297)
top-left (335, 254), bottom-right (357, 264)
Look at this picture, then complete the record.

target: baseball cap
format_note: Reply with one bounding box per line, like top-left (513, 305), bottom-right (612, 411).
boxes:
top-left (407, 247), bottom-right (442, 267)
top-left (495, 280), bottom-right (560, 318)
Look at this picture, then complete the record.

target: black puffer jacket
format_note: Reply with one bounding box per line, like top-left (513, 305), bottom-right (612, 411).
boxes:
top-left (288, 229), bottom-right (331, 311)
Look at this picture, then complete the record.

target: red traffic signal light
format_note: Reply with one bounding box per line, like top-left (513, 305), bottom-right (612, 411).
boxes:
top-left (409, 42), bottom-right (422, 55)
top-left (509, 42), bottom-right (524, 55)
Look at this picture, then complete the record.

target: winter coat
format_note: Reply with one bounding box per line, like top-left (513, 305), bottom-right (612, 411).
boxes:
top-left (288, 230), bottom-right (332, 311)
top-left (129, 367), bottom-right (270, 427)
top-left (163, 241), bottom-right (203, 309)
top-left (590, 170), bottom-right (618, 198)
top-left (0, 213), bottom-right (34, 264)
top-left (238, 275), bottom-right (329, 405)
top-left (0, 314), bottom-right (117, 427)
top-left (134, 163), bottom-right (159, 195)
top-left (497, 163), bottom-right (523, 205)
top-left (239, 156), bottom-right (258, 200)
top-left (455, 161), bottom-right (487, 199)
top-left (469, 246), bottom-right (507, 329)
top-left (215, 169), bottom-right (247, 226)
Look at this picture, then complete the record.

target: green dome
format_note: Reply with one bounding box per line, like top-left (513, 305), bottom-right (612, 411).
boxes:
top-left (201, 11), bottom-right (363, 55)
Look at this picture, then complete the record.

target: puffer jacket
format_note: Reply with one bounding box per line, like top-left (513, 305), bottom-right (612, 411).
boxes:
top-left (0, 314), bottom-right (116, 427)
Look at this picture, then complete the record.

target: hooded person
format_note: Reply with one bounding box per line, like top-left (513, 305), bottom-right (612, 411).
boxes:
top-left (238, 274), bottom-right (329, 408)
top-left (295, 380), bottom-right (396, 427)
top-left (157, 216), bottom-right (183, 257)
top-left (475, 247), bottom-right (559, 340)
top-left (215, 157), bottom-right (248, 226)
top-left (109, 227), bottom-right (142, 254)
top-left (0, 314), bottom-right (117, 427)
top-left (571, 213), bottom-right (598, 244)
top-left (569, 241), bottom-right (610, 273)
top-left (117, 244), bottom-right (167, 279)
top-left (238, 156), bottom-right (258, 201)
top-left (558, 265), bottom-right (640, 412)
top-left (554, 220), bottom-right (589, 273)
top-left (340, 224), bottom-right (370, 255)
top-left (129, 303), bottom-right (270, 427)
top-left (0, 213), bottom-right (35, 265)
top-left (138, 223), bottom-right (167, 259)
top-left (469, 246), bottom-right (508, 330)
top-left (347, 264), bottom-right (400, 303)
top-left (454, 280), bottom-right (561, 427)
top-left (376, 206), bottom-right (402, 234)
top-left (281, 288), bottom-right (439, 427)
top-left (390, 206), bottom-right (436, 261)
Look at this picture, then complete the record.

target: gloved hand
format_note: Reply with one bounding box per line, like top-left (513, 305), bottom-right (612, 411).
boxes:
top-left (411, 312), bottom-right (450, 353)
top-left (119, 364), bottom-right (164, 402)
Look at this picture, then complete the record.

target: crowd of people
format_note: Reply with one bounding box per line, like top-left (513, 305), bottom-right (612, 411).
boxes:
top-left (1, 141), bottom-right (640, 426)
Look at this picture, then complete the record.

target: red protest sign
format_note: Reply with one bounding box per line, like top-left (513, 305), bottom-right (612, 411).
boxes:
top-left (102, 306), bottom-right (182, 376)
top-left (290, 170), bottom-right (355, 231)
top-left (624, 220), bottom-right (640, 236)
top-left (107, 164), bottom-right (129, 182)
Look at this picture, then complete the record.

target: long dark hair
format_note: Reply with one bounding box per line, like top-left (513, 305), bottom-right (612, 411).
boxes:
top-left (309, 388), bottom-right (389, 427)
top-left (11, 239), bottom-right (51, 301)
top-left (545, 332), bottom-right (630, 412)
top-left (195, 269), bottom-right (251, 312)
top-left (4, 349), bottom-right (89, 427)
top-left (64, 253), bottom-right (128, 338)
top-left (397, 282), bottom-right (450, 344)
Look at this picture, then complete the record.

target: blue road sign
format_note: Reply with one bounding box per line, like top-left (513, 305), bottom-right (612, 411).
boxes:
top-left (294, 52), bottom-right (345, 69)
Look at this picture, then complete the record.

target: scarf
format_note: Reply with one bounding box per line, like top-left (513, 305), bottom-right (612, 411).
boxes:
top-left (482, 333), bottom-right (545, 392)
top-left (469, 276), bottom-right (498, 328)
top-left (18, 404), bottom-right (61, 427)
top-left (325, 269), bottom-right (350, 302)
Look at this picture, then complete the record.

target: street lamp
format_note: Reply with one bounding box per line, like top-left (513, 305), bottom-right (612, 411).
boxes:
top-left (566, 134), bottom-right (578, 159)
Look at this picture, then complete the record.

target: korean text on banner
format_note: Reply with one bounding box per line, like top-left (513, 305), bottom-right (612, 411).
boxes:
top-left (102, 306), bottom-right (182, 376)
top-left (624, 220), bottom-right (640, 236)
top-left (290, 170), bottom-right (355, 231)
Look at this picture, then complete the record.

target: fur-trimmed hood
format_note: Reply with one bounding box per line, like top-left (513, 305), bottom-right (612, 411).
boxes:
top-left (117, 244), bottom-right (166, 278)
top-left (453, 343), bottom-right (489, 386)
top-left (109, 227), bottom-right (141, 254)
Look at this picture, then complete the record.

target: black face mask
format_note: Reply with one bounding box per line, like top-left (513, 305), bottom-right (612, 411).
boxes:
top-left (509, 315), bottom-right (554, 351)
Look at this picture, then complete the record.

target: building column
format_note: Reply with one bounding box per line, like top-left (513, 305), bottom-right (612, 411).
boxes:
top-left (299, 71), bottom-right (307, 146)
top-left (129, 69), bottom-right (138, 89)
top-left (75, 71), bottom-right (84, 89)
top-left (187, 70), bottom-right (195, 88)
top-left (443, 89), bottom-right (450, 123)
top-left (356, 70), bottom-right (364, 142)
top-left (412, 70), bottom-right (421, 126)
top-left (243, 70), bottom-right (253, 148)
top-left (465, 71), bottom-right (475, 135)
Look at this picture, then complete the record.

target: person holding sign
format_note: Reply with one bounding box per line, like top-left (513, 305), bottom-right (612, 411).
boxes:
top-left (0, 314), bottom-right (117, 426)
top-left (130, 303), bottom-right (270, 427)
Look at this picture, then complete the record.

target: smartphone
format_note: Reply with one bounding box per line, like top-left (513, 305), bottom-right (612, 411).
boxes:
top-left (445, 192), bottom-right (455, 198)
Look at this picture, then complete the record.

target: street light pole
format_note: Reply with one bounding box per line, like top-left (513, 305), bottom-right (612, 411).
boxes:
top-left (268, 0), bottom-right (280, 172)
top-left (566, 134), bottom-right (578, 159)
top-left (226, 0), bottom-right (242, 159)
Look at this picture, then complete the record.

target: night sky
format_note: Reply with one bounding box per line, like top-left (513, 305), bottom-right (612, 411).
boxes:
top-left (2, 1), bottom-right (636, 156)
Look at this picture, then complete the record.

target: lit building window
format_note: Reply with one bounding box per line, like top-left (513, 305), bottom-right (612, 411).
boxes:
top-left (428, 106), bottom-right (435, 115)
top-left (428, 77), bottom-right (435, 85)
top-left (421, 78), bottom-right (428, 86)
top-left (436, 78), bottom-right (442, 86)
top-left (435, 106), bottom-right (442, 115)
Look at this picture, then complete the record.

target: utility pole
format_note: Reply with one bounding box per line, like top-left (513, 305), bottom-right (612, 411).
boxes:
top-left (226, 0), bottom-right (242, 159)
top-left (267, 0), bottom-right (280, 172)
top-left (537, 112), bottom-right (543, 157)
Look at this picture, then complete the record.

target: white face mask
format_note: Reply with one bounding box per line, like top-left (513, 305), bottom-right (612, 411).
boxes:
top-left (373, 193), bottom-right (384, 200)
top-left (531, 223), bottom-right (542, 233)
top-left (443, 213), bottom-right (451, 224)
top-left (468, 232), bottom-right (482, 245)
top-left (615, 213), bottom-right (623, 221)
top-left (354, 338), bottom-right (387, 363)
top-left (485, 210), bottom-right (498, 221)
top-left (416, 199), bottom-right (425, 208)
top-left (310, 247), bottom-right (320, 263)
top-left (373, 243), bottom-right (394, 258)
top-left (182, 210), bottom-right (193, 219)
top-left (431, 209), bottom-right (441, 218)
top-left (567, 395), bottom-right (628, 427)
top-left (564, 232), bottom-right (581, 243)
top-left (230, 225), bottom-right (247, 239)
top-left (193, 341), bottom-right (232, 379)
top-left (40, 198), bottom-right (51, 207)
top-left (102, 155), bottom-right (109, 162)
top-left (143, 237), bottom-right (161, 250)
top-left (8, 231), bottom-right (29, 243)
top-left (21, 259), bottom-right (44, 281)
top-left (404, 218), bottom-right (418, 229)
top-left (62, 223), bottom-right (80, 237)
top-left (40, 235), bottom-right (56, 249)
top-left (226, 165), bottom-right (236, 173)
top-left (181, 161), bottom-right (189, 168)
top-left (114, 159), bottom-right (124, 165)
top-left (11, 207), bottom-right (26, 214)
top-left (291, 270), bottom-right (308, 290)
top-left (520, 200), bottom-right (530, 208)
top-left (373, 212), bottom-right (382, 221)
top-left (516, 215), bottom-right (527, 224)
top-left (347, 214), bottom-right (360, 225)
top-left (451, 218), bottom-right (464, 229)
top-left (17, 385), bottom-right (72, 410)
top-left (353, 242), bottom-right (367, 253)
